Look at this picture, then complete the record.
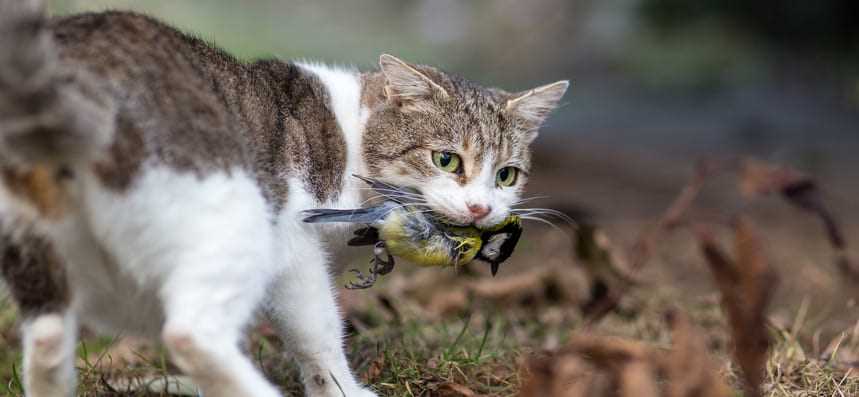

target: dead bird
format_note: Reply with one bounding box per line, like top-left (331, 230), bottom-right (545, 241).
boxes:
top-left (302, 176), bottom-right (522, 288)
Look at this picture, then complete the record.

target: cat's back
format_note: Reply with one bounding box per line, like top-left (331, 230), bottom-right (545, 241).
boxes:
top-left (51, 11), bottom-right (242, 86)
top-left (50, 11), bottom-right (254, 187)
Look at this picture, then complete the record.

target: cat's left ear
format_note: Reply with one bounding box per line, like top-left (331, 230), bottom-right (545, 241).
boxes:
top-left (505, 80), bottom-right (569, 140)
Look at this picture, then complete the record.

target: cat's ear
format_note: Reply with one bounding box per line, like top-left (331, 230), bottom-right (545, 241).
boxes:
top-left (505, 80), bottom-right (569, 137)
top-left (379, 54), bottom-right (449, 110)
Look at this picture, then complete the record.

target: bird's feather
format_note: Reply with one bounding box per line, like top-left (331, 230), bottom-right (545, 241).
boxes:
top-left (302, 207), bottom-right (389, 224)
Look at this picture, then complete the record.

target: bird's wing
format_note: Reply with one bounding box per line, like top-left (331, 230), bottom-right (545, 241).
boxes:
top-left (347, 227), bottom-right (380, 246)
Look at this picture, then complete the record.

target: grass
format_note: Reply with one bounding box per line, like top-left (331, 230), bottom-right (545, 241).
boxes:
top-left (0, 280), bottom-right (859, 396)
top-left (1, 262), bottom-right (855, 396)
top-left (0, 164), bottom-right (857, 396)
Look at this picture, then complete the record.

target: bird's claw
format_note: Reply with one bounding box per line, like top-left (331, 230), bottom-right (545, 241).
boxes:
top-left (344, 242), bottom-right (396, 289)
top-left (345, 268), bottom-right (377, 289)
top-left (371, 242), bottom-right (395, 275)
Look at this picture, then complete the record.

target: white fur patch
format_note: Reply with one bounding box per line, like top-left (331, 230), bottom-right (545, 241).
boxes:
top-left (422, 153), bottom-right (522, 229)
top-left (54, 166), bottom-right (276, 338)
top-left (295, 63), bottom-right (371, 245)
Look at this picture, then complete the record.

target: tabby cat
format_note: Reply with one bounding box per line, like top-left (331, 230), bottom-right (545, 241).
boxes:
top-left (0, 1), bottom-right (568, 396)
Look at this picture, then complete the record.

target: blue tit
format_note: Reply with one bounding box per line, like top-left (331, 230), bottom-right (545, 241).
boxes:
top-left (302, 175), bottom-right (522, 289)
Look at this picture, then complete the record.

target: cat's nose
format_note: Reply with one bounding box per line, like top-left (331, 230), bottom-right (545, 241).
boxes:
top-left (467, 203), bottom-right (491, 220)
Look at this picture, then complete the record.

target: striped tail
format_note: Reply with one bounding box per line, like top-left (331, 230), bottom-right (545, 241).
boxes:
top-left (0, 0), bottom-right (115, 166)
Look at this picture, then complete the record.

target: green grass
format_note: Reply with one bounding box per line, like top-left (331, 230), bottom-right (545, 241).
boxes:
top-left (0, 285), bottom-right (857, 396)
top-left (0, 228), bottom-right (857, 396)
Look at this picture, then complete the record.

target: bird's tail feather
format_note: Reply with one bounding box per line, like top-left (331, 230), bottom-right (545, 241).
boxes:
top-left (301, 207), bottom-right (387, 224)
top-left (0, 0), bottom-right (115, 166)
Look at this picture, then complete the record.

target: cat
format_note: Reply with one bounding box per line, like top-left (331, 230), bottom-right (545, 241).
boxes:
top-left (0, 1), bottom-right (568, 396)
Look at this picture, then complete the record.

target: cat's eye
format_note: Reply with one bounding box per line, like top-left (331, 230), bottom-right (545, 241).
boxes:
top-left (496, 167), bottom-right (518, 187)
top-left (432, 151), bottom-right (462, 173)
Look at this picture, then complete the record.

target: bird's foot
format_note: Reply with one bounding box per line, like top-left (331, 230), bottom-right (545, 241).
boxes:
top-left (344, 242), bottom-right (395, 289)
top-left (371, 242), bottom-right (395, 275)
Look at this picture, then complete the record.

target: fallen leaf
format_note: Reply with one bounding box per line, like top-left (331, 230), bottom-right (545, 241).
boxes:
top-left (436, 382), bottom-right (477, 397)
top-left (739, 159), bottom-right (857, 282)
top-left (519, 351), bottom-right (595, 397)
top-left (660, 311), bottom-right (732, 397)
top-left (520, 310), bottom-right (732, 397)
top-left (631, 159), bottom-right (715, 271)
top-left (573, 223), bottom-right (637, 322)
top-left (361, 354), bottom-right (384, 384)
top-left (696, 217), bottom-right (777, 396)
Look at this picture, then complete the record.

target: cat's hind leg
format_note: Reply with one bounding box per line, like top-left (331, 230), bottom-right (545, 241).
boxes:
top-left (160, 296), bottom-right (281, 397)
top-left (21, 312), bottom-right (77, 397)
top-left (1, 233), bottom-right (77, 397)
top-left (158, 234), bottom-right (282, 397)
top-left (133, 171), bottom-right (281, 397)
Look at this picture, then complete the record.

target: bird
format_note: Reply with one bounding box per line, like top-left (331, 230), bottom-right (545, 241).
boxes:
top-left (302, 175), bottom-right (522, 288)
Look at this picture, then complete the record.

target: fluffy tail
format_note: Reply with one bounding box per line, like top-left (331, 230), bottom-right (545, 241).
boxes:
top-left (0, 0), bottom-right (114, 166)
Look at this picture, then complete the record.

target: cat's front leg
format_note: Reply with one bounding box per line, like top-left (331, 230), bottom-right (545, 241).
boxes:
top-left (266, 232), bottom-right (377, 397)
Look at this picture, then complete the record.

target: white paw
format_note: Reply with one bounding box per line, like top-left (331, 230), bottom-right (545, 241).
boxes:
top-left (27, 314), bottom-right (68, 368)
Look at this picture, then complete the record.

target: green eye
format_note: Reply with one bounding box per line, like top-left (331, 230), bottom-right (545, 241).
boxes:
top-left (496, 167), bottom-right (518, 187)
top-left (432, 151), bottom-right (462, 173)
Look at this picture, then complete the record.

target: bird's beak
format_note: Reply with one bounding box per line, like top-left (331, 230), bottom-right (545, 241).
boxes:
top-left (490, 262), bottom-right (500, 277)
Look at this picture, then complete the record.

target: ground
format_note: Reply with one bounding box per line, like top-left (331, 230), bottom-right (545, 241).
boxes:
top-left (1, 146), bottom-right (857, 396)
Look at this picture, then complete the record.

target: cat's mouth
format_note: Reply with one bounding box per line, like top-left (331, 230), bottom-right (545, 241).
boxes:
top-left (352, 175), bottom-right (487, 228)
top-left (429, 208), bottom-right (496, 229)
top-left (434, 216), bottom-right (471, 227)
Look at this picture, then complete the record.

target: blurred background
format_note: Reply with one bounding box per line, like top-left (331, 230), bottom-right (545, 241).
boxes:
top-left (44, 0), bottom-right (859, 339)
top-left (46, 0), bottom-right (859, 211)
top-left (1, 1), bottom-right (850, 394)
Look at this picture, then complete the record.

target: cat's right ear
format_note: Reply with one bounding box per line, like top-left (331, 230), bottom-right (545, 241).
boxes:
top-left (504, 80), bottom-right (569, 141)
top-left (379, 54), bottom-right (448, 111)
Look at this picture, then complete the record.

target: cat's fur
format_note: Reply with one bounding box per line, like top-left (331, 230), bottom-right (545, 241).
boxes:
top-left (0, 1), bottom-right (568, 396)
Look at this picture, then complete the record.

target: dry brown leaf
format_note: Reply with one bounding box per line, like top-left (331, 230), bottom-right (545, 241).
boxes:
top-left (739, 159), bottom-right (857, 282)
top-left (574, 223), bottom-right (637, 322)
top-left (566, 335), bottom-right (659, 397)
top-left (660, 311), bottom-right (732, 397)
top-left (631, 159), bottom-right (715, 271)
top-left (697, 217), bottom-right (776, 396)
top-left (361, 354), bottom-right (384, 384)
top-left (617, 360), bottom-right (659, 397)
top-left (739, 158), bottom-right (808, 198)
top-left (521, 310), bottom-right (733, 397)
top-left (417, 264), bottom-right (582, 318)
top-left (426, 289), bottom-right (469, 318)
top-left (469, 267), bottom-right (551, 301)
top-left (564, 334), bottom-right (652, 364)
top-left (435, 382), bottom-right (477, 397)
top-left (519, 351), bottom-right (595, 397)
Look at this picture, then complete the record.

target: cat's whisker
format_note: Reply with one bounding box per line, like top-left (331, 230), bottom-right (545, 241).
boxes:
top-left (511, 207), bottom-right (577, 227)
top-left (512, 195), bottom-right (551, 206)
top-left (519, 215), bottom-right (564, 232)
top-left (353, 188), bottom-right (429, 207)
top-left (350, 186), bottom-right (424, 199)
top-left (379, 202), bottom-right (432, 218)
top-left (357, 194), bottom-right (389, 207)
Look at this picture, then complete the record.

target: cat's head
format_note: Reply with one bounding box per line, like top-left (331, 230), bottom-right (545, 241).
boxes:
top-left (363, 54), bottom-right (568, 229)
